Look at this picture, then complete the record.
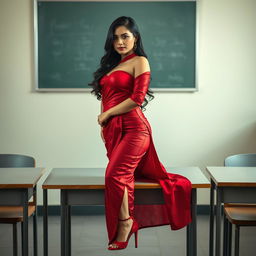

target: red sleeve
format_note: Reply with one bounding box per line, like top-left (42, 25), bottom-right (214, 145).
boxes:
top-left (129, 71), bottom-right (151, 106)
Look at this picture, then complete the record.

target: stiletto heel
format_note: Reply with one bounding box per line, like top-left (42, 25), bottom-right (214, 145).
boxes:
top-left (108, 216), bottom-right (139, 250)
top-left (135, 230), bottom-right (138, 248)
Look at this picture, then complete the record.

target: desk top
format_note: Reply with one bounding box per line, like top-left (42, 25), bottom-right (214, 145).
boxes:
top-left (0, 168), bottom-right (45, 188)
top-left (206, 166), bottom-right (256, 187)
top-left (42, 167), bottom-right (210, 189)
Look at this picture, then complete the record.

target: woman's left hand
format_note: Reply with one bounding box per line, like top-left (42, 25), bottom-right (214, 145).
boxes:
top-left (97, 111), bottom-right (111, 127)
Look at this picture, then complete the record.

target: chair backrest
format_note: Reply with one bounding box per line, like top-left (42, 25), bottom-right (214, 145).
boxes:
top-left (0, 154), bottom-right (35, 167)
top-left (224, 153), bottom-right (256, 167)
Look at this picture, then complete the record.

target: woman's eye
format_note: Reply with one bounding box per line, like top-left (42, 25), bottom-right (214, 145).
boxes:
top-left (113, 35), bottom-right (129, 40)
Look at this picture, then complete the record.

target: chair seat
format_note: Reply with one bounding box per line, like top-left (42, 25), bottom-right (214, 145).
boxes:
top-left (0, 203), bottom-right (36, 223)
top-left (224, 203), bottom-right (256, 225)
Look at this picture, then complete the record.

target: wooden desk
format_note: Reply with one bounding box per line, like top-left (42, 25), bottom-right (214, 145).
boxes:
top-left (42, 167), bottom-right (210, 256)
top-left (0, 167), bottom-right (45, 256)
top-left (206, 166), bottom-right (256, 256)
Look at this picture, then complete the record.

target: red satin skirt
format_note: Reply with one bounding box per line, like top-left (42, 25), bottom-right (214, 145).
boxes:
top-left (103, 108), bottom-right (191, 245)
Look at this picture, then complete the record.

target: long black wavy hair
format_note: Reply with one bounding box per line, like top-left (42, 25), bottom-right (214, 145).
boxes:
top-left (88, 16), bottom-right (154, 112)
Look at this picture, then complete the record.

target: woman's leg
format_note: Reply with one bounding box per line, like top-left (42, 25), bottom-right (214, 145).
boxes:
top-left (105, 131), bottom-right (150, 247)
top-left (108, 186), bottom-right (133, 248)
top-left (118, 186), bottom-right (129, 219)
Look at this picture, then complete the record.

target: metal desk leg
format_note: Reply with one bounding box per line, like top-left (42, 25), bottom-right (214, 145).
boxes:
top-left (186, 188), bottom-right (197, 256)
top-left (186, 224), bottom-right (191, 256)
top-left (33, 185), bottom-right (38, 256)
top-left (13, 223), bottom-right (17, 256)
top-left (223, 214), bottom-right (228, 256)
top-left (43, 189), bottom-right (48, 256)
top-left (209, 180), bottom-right (215, 256)
top-left (67, 206), bottom-right (71, 256)
top-left (22, 189), bottom-right (29, 256)
top-left (191, 188), bottom-right (197, 256)
top-left (215, 187), bottom-right (222, 256)
top-left (227, 221), bottom-right (232, 256)
top-left (61, 190), bottom-right (67, 256)
top-left (234, 226), bottom-right (240, 256)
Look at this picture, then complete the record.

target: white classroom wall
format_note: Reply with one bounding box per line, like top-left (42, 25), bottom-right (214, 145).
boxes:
top-left (0, 0), bottom-right (256, 205)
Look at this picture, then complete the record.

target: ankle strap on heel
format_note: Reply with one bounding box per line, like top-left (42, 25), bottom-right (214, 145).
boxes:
top-left (118, 216), bottom-right (132, 221)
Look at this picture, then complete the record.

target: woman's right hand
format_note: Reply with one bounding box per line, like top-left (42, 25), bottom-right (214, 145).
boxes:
top-left (100, 127), bottom-right (105, 144)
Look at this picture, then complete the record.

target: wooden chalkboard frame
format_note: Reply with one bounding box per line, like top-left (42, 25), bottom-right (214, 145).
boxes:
top-left (34, 0), bottom-right (198, 92)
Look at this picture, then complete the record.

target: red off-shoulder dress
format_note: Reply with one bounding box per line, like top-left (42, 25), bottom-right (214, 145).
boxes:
top-left (99, 52), bottom-right (192, 246)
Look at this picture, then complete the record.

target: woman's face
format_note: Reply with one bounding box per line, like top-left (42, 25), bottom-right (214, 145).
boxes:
top-left (113, 26), bottom-right (137, 56)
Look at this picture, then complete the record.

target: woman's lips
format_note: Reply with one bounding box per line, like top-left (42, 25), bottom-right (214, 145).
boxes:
top-left (118, 47), bottom-right (126, 50)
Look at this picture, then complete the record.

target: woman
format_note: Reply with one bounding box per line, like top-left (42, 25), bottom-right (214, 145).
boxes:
top-left (89, 16), bottom-right (192, 250)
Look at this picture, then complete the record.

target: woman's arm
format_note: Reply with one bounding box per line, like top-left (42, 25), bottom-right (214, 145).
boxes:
top-left (100, 100), bottom-right (105, 142)
top-left (98, 96), bottom-right (138, 128)
top-left (105, 98), bottom-right (137, 117)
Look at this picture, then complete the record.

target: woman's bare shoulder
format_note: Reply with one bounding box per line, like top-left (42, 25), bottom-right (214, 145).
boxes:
top-left (133, 56), bottom-right (150, 76)
top-left (133, 55), bottom-right (149, 63)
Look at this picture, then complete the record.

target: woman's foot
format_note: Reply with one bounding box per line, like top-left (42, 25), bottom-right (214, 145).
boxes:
top-left (108, 217), bottom-right (133, 249)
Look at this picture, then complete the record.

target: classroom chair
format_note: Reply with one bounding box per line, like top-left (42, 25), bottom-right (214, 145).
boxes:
top-left (223, 153), bottom-right (256, 256)
top-left (0, 154), bottom-right (37, 256)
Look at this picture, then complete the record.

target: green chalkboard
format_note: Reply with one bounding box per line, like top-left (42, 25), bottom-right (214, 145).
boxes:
top-left (35, 1), bottom-right (196, 91)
